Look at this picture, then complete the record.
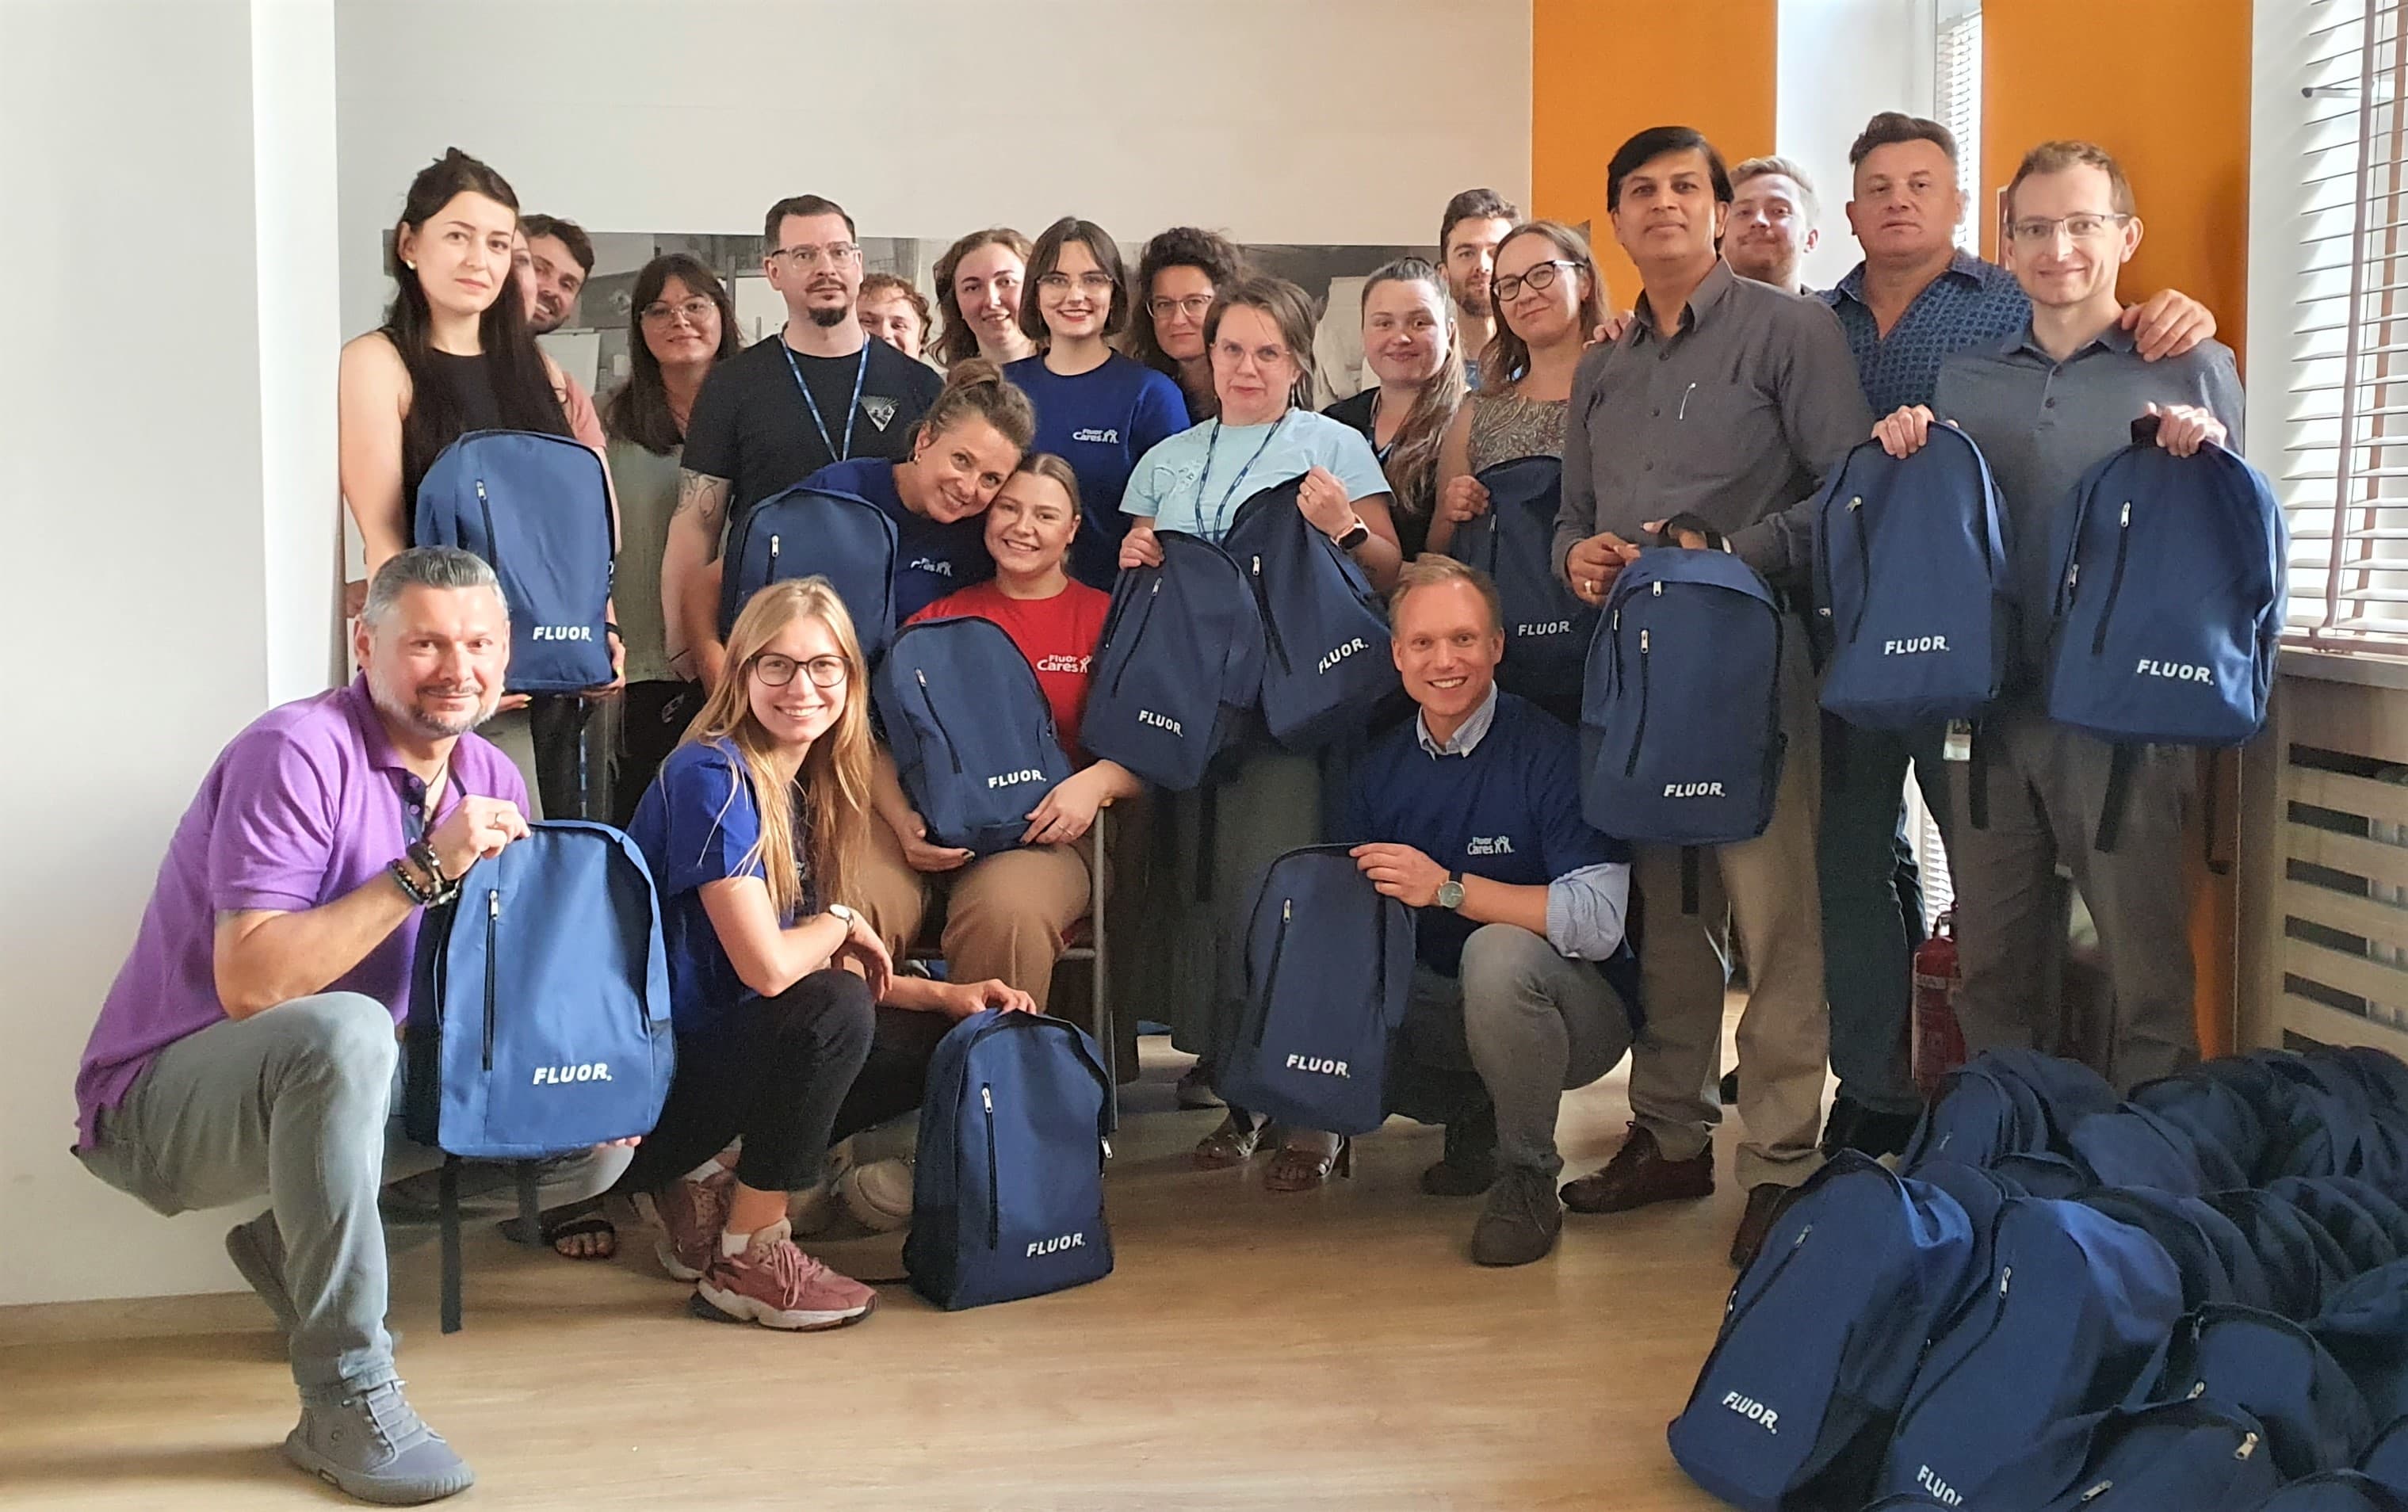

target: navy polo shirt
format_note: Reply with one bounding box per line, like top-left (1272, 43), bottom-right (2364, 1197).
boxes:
top-left (1340, 692), bottom-right (1636, 993)
top-left (1005, 352), bottom-right (1191, 589)
top-left (806, 456), bottom-right (995, 620)
top-left (1823, 250), bottom-right (2032, 415)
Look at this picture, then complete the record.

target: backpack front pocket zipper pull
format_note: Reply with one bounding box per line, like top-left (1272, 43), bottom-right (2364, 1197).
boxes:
top-left (482, 888), bottom-right (500, 1071)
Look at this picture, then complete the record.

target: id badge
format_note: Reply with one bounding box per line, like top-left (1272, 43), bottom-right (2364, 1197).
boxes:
top-left (1944, 720), bottom-right (1974, 763)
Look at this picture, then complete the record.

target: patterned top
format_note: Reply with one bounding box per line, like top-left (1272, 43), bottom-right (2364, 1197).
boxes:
top-left (1822, 250), bottom-right (2032, 416)
top-left (1466, 390), bottom-right (1568, 473)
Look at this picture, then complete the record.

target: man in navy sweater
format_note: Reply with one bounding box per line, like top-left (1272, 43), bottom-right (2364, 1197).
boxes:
top-left (1345, 557), bottom-right (1640, 1267)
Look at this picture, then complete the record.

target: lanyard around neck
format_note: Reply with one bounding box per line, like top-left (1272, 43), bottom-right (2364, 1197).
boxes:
top-left (781, 340), bottom-right (870, 464)
top-left (1197, 410), bottom-right (1290, 538)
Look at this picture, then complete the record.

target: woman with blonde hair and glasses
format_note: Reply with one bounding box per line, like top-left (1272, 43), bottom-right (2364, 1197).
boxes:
top-left (1430, 220), bottom-right (1604, 556)
top-left (619, 578), bottom-right (1034, 1332)
top-left (1322, 257), bottom-right (1466, 559)
top-left (933, 227), bottom-right (1036, 368)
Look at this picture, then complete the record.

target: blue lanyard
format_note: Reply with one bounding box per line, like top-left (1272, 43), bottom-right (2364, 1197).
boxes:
top-left (1197, 410), bottom-right (1289, 539)
top-left (780, 341), bottom-right (870, 463)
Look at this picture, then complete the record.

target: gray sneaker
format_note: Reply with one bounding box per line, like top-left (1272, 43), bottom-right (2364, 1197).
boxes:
top-left (1470, 1166), bottom-right (1564, 1268)
top-left (285, 1380), bottom-right (474, 1505)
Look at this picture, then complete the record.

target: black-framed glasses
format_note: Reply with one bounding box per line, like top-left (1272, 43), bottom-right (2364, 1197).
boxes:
top-left (1491, 260), bottom-right (1580, 303)
top-left (2005, 212), bottom-right (2131, 246)
top-left (640, 296), bottom-right (717, 326)
top-left (749, 653), bottom-right (849, 689)
top-left (1148, 293), bottom-right (1214, 321)
top-left (770, 242), bottom-right (861, 269)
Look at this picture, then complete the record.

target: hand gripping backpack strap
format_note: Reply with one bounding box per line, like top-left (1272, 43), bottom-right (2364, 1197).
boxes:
top-left (1653, 512), bottom-right (1729, 552)
top-left (2096, 744), bottom-right (2139, 853)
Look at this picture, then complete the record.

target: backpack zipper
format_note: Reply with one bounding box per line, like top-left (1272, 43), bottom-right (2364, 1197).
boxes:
top-left (1848, 495), bottom-right (1877, 642)
top-left (981, 1083), bottom-right (1000, 1249)
top-left (1250, 555), bottom-right (1291, 673)
top-left (1682, 1220), bottom-right (1817, 1411)
top-left (1250, 899), bottom-right (1293, 1049)
top-left (1107, 578), bottom-right (1164, 697)
top-left (475, 480), bottom-right (502, 582)
top-left (1623, 628), bottom-right (1653, 777)
top-left (1891, 1263), bottom-right (2013, 1446)
top-left (768, 533), bottom-right (782, 579)
top-left (481, 888), bottom-right (500, 1071)
top-left (2089, 502), bottom-right (2134, 655)
top-left (915, 667), bottom-right (965, 773)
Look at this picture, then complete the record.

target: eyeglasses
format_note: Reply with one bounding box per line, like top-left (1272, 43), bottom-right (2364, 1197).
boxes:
top-left (1491, 260), bottom-right (1580, 303)
top-left (1038, 272), bottom-right (1118, 296)
top-left (640, 296), bottom-right (717, 326)
top-left (770, 242), bottom-right (862, 269)
top-left (749, 653), bottom-right (849, 688)
top-left (1148, 294), bottom-right (1214, 322)
top-left (2005, 212), bottom-right (2131, 246)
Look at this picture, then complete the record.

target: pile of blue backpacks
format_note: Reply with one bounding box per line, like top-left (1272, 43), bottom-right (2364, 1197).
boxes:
top-left (1670, 1044), bottom-right (2408, 1510)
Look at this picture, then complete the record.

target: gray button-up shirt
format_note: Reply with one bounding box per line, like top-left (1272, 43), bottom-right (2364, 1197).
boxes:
top-left (1553, 260), bottom-right (1873, 591)
top-left (1933, 322), bottom-right (2245, 682)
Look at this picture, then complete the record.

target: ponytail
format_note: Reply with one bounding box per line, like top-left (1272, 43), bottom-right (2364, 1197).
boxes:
top-left (908, 356), bottom-right (1037, 457)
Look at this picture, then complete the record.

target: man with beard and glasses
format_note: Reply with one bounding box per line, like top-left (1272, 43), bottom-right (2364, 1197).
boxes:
top-left (663, 193), bottom-right (945, 686)
top-left (1439, 187), bottom-right (1519, 391)
top-left (68, 548), bottom-right (621, 1506)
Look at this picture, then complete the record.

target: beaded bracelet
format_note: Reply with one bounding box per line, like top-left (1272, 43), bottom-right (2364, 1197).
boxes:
top-left (387, 858), bottom-right (434, 907)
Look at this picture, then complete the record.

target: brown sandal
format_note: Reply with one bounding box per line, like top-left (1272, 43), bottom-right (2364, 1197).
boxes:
top-left (1193, 1113), bottom-right (1263, 1170)
top-left (1264, 1138), bottom-right (1353, 1193)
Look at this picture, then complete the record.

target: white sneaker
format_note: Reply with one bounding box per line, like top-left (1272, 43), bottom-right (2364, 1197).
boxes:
top-left (836, 1157), bottom-right (915, 1232)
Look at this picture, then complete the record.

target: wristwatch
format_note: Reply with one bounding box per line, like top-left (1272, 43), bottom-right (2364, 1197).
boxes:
top-left (1333, 518), bottom-right (1371, 552)
top-left (1435, 871), bottom-right (1466, 911)
top-left (827, 903), bottom-right (858, 926)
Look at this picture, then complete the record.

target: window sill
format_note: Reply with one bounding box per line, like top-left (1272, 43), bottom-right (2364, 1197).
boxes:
top-left (2281, 644), bottom-right (2408, 693)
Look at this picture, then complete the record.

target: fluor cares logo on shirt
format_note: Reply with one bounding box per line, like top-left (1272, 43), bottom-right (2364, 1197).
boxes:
top-left (1466, 835), bottom-right (1516, 857)
top-left (1070, 426), bottom-right (1121, 445)
top-left (907, 557), bottom-right (955, 578)
top-left (1035, 653), bottom-right (1091, 674)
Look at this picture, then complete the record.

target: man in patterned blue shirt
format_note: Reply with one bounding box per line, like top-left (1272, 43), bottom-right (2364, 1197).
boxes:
top-left (1812, 113), bottom-right (2219, 1159)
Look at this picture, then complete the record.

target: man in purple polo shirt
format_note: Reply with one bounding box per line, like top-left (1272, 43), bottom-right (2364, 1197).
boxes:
top-left (73, 548), bottom-right (532, 1506)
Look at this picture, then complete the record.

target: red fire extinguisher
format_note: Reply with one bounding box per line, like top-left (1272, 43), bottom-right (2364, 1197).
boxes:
top-left (1912, 908), bottom-right (1969, 1100)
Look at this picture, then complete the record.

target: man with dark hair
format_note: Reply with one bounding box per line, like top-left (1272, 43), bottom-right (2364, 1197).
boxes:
top-left (1726, 156), bottom-right (1818, 293)
top-left (69, 548), bottom-right (585, 1504)
top-left (1439, 187), bottom-right (1520, 387)
top-left (1808, 113), bottom-right (2223, 1163)
top-left (662, 193), bottom-right (943, 689)
top-left (1550, 124), bottom-right (1869, 1270)
top-left (518, 213), bottom-right (593, 337)
top-left (1347, 557), bottom-right (1638, 1268)
top-left (1868, 139), bottom-right (2239, 1092)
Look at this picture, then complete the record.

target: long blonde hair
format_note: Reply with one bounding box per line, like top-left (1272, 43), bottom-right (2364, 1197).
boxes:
top-left (681, 578), bottom-right (873, 919)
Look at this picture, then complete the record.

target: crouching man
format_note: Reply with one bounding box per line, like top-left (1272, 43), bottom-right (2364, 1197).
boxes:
top-left (71, 548), bottom-right (571, 1504)
top-left (1345, 557), bottom-right (1641, 1267)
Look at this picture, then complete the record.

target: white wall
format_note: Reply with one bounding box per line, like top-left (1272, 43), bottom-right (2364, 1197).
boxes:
top-left (334, 0), bottom-right (1533, 340)
top-left (1775, 0), bottom-right (1936, 293)
top-left (0, 0), bottom-right (342, 1308)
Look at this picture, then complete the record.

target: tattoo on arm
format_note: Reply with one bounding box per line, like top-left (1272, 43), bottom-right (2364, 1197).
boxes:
top-left (675, 468), bottom-right (732, 544)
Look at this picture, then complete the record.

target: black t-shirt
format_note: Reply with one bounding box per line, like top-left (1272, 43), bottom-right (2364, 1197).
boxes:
top-left (682, 334), bottom-right (946, 520)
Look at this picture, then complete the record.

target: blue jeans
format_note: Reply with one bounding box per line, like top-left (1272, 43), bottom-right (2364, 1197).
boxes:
top-left (1817, 718), bottom-right (1951, 1117)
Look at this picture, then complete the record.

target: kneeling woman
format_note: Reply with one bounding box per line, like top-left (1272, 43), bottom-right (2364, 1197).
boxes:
top-left (621, 579), bottom-right (1032, 1331)
top-left (864, 456), bottom-right (1145, 1019)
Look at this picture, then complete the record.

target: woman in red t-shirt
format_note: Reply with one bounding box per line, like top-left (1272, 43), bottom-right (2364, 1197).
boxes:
top-left (860, 456), bottom-right (1143, 1024)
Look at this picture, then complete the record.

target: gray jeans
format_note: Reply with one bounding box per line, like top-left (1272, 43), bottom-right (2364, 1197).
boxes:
top-left (77, 992), bottom-right (621, 1403)
top-left (1388, 924), bottom-right (1634, 1178)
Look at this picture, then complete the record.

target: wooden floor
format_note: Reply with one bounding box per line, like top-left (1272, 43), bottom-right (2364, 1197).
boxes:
top-left (0, 1037), bottom-right (1755, 1510)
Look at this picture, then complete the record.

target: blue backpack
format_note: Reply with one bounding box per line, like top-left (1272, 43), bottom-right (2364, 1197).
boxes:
top-left (2251, 1472), bottom-right (2408, 1511)
top-left (873, 617), bottom-right (1072, 857)
top-left (403, 822), bottom-right (675, 1158)
top-left (1668, 1155), bottom-right (1980, 1512)
top-left (1448, 456), bottom-right (1596, 706)
top-left (414, 430), bottom-right (615, 693)
top-left (1214, 846), bottom-right (1414, 1137)
top-left (1956, 1399), bottom-right (2276, 1511)
top-left (904, 1009), bottom-right (1114, 1311)
top-left (1814, 429), bottom-right (2013, 730)
top-left (2137, 1304), bottom-right (2376, 1481)
top-left (2068, 1105), bottom-right (2234, 1196)
top-left (1080, 532), bottom-right (1266, 792)
top-left (1222, 479), bottom-right (1399, 754)
top-left (2361, 1415), bottom-right (2408, 1495)
top-left (2313, 1260), bottom-right (2408, 1423)
top-left (2211, 1189), bottom-right (2357, 1322)
top-left (1580, 544), bottom-right (1786, 847)
top-left (2083, 1186), bottom-right (2275, 1312)
top-left (1878, 1197), bottom-right (2186, 1506)
top-left (2042, 433), bottom-right (2283, 850)
top-left (718, 486), bottom-right (900, 660)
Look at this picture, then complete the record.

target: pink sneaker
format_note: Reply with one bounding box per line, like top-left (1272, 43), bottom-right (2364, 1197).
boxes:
top-left (694, 1224), bottom-right (877, 1331)
top-left (652, 1170), bottom-right (734, 1281)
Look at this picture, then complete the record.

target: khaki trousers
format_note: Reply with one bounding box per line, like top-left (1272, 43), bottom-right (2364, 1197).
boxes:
top-left (1626, 623), bottom-right (1828, 1191)
top-left (856, 819), bottom-right (1091, 1016)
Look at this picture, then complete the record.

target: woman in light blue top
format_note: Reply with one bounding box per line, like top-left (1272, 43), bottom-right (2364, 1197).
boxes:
top-left (1118, 276), bottom-right (1401, 589)
top-left (1116, 277), bottom-right (1401, 1192)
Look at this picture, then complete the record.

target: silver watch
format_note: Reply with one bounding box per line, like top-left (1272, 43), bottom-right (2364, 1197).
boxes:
top-left (827, 903), bottom-right (858, 925)
top-left (1435, 872), bottom-right (1466, 911)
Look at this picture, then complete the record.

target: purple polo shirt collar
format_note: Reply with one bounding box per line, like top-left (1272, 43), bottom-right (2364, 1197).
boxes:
top-left (71, 677), bottom-right (526, 1147)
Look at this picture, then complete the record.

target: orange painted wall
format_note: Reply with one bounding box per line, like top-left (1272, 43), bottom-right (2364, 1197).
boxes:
top-left (1980, 0), bottom-right (2252, 362)
top-left (1531, 0), bottom-right (1778, 307)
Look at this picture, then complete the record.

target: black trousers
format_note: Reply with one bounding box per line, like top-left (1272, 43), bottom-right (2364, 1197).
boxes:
top-left (612, 679), bottom-right (701, 829)
top-left (621, 971), bottom-right (950, 1194)
top-left (529, 693), bottom-right (600, 819)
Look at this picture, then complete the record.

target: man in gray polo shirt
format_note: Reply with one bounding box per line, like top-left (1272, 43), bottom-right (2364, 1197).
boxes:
top-left (1871, 139), bottom-right (2241, 1090)
top-left (1550, 125), bottom-right (1871, 1270)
